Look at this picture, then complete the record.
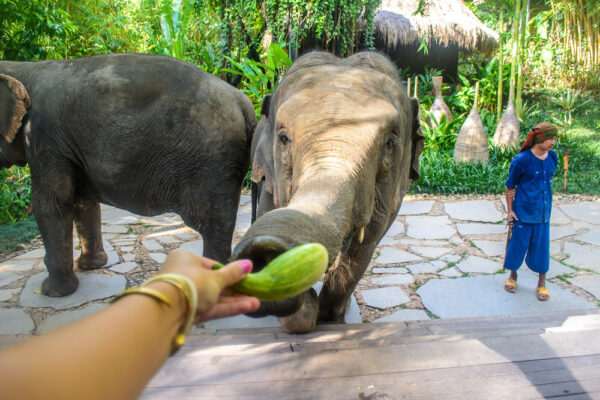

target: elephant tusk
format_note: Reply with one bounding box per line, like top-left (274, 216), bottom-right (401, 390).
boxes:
top-left (357, 226), bottom-right (365, 244)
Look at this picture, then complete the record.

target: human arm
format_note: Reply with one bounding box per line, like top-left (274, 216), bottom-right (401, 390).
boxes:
top-left (0, 251), bottom-right (260, 400)
top-left (506, 186), bottom-right (518, 225)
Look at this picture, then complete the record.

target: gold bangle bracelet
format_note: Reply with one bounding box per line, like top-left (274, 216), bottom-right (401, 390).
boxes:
top-left (143, 273), bottom-right (198, 355)
top-left (112, 287), bottom-right (172, 307)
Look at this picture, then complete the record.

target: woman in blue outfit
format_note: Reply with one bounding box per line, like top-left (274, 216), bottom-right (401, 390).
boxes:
top-left (504, 122), bottom-right (558, 301)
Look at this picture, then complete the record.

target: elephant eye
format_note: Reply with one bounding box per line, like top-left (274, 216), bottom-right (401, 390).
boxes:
top-left (385, 137), bottom-right (397, 149)
top-left (278, 132), bottom-right (291, 146)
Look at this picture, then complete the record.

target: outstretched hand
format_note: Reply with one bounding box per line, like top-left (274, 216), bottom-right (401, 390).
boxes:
top-left (159, 250), bottom-right (260, 323)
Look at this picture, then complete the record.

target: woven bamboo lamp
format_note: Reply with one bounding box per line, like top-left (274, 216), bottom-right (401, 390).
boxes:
top-left (493, 93), bottom-right (520, 149)
top-left (427, 75), bottom-right (453, 127)
top-left (454, 82), bottom-right (489, 164)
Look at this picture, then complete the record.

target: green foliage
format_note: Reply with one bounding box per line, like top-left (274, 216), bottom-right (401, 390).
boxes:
top-left (0, 0), bottom-right (77, 60)
top-left (145, 0), bottom-right (195, 59)
top-left (420, 113), bottom-right (460, 153)
top-left (224, 43), bottom-right (292, 114)
top-left (0, 216), bottom-right (39, 254)
top-left (550, 89), bottom-right (592, 127)
top-left (0, 166), bottom-right (32, 224)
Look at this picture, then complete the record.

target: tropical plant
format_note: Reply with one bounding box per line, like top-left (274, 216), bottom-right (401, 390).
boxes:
top-left (420, 113), bottom-right (461, 154)
top-left (0, 166), bottom-right (32, 224)
top-left (550, 89), bottom-right (592, 126)
top-left (223, 42), bottom-right (292, 114)
top-left (145, 0), bottom-right (195, 60)
top-left (0, 0), bottom-right (77, 60)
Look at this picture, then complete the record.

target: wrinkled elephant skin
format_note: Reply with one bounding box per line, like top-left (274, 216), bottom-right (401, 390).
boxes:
top-left (0, 54), bottom-right (256, 296)
top-left (233, 51), bottom-right (424, 333)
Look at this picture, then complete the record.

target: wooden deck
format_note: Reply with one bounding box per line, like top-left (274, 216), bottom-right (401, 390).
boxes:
top-left (141, 309), bottom-right (600, 399)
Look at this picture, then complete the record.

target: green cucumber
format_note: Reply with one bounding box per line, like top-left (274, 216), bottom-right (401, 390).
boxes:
top-left (213, 243), bottom-right (328, 301)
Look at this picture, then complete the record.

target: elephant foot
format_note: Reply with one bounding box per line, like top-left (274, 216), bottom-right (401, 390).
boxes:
top-left (278, 289), bottom-right (319, 334)
top-left (75, 251), bottom-right (108, 270)
top-left (42, 273), bottom-right (79, 297)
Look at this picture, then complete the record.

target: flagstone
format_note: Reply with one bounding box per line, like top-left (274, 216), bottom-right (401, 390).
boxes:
top-left (456, 223), bottom-right (508, 236)
top-left (455, 256), bottom-right (503, 274)
top-left (563, 242), bottom-right (600, 273)
top-left (142, 240), bottom-right (163, 251)
top-left (371, 274), bottom-right (414, 285)
top-left (409, 246), bottom-right (451, 258)
top-left (0, 309), bottom-right (34, 334)
top-left (375, 247), bottom-right (422, 265)
top-left (101, 208), bottom-right (139, 225)
top-left (472, 240), bottom-right (505, 257)
top-left (559, 202), bottom-right (600, 225)
top-left (101, 225), bottom-right (129, 234)
top-left (397, 201), bottom-right (435, 215)
top-left (0, 288), bottom-right (19, 302)
top-left (370, 267), bottom-right (409, 274)
top-left (384, 221), bottom-right (405, 237)
top-left (417, 273), bottom-right (596, 319)
top-left (110, 262), bottom-right (138, 274)
top-left (15, 248), bottom-right (45, 259)
top-left (38, 303), bottom-right (108, 334)
top-left (550, 226), bottom-right (579, 241)
top-left (444, 200), bottom-right (503, 223)
top-left (178, 240), bottom-right (204, 256)
top-left (149, 253), bottom-right (168, 264)
top-left (406, 262), bottom-right (440, 274)
top-left (20, 272), bottom-right (126, 309)
top-left (0, 272), bottom-right (22, 288)
top-left (569, 275), bottom-right (600, 299)
top-left (361, 287), bottom-right (410, 309)
top-left (406, 216), bottom-right (455, 239)
top-left (439, 267), bottom-right (462, 277)
top-left (139, 213), bottom-right (182, 227)
top-left (157, 236), bottom-right (180, 244)
top-left (0, 259), bottom-right (37, 273)
top-left (575, 230), bottom-right (600, 246)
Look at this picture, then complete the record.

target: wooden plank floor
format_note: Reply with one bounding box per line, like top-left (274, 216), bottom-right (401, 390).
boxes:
top-left (141, 310), bottom-right (600, 399)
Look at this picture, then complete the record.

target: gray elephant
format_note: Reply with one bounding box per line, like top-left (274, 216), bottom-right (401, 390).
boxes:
top-left (233, 51), bottom-right (424, 333)
top-left (0, 54), bottom-right (256, 297)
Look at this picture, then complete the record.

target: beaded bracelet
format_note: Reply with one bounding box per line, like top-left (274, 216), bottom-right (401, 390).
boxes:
top-left (113, 273), bottom-right (198, 355)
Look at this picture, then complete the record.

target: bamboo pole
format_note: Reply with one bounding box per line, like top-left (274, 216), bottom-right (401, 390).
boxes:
top-left (509, 0), bottom-right (521, 103)
top-left (497, 8), bottom-right (504, 123)
top-left (516, 0), bottom-right (527, 116)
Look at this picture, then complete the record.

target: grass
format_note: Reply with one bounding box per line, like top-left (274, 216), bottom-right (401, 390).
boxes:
top-left (0, 216), bottom-right (40, 254)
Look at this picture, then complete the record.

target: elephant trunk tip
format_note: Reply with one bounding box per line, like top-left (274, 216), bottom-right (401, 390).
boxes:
top-left (232, 235), bottom-right (290, 272)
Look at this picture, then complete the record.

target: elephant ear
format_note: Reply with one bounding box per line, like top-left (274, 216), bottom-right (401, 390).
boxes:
top-left (250, 95), bottom-right (275, 194)
top-left (409, 98), bottom-right (425, 181)
top-left (0, 74), bottom-right (30, 144)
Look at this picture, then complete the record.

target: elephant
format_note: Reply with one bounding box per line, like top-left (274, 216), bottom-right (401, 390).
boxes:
top-left (233, 51), bottom-right (424, 333)
top-left (0, 53), bottom-right (256, 297)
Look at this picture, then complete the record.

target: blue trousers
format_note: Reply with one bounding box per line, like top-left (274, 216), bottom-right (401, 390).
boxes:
top-left (504, 221), bottom-right (550, 274)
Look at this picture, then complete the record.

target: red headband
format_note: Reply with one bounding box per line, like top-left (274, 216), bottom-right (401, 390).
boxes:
top-left (519, 122), bottom-right (558, 153)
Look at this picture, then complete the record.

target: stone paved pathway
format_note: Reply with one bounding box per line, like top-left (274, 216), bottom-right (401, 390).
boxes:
top-left (1, 195), bottom-right (599, 334)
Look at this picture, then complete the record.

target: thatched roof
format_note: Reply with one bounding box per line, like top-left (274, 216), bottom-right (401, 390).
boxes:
top-left (375, 0), bottom-right (499, 55)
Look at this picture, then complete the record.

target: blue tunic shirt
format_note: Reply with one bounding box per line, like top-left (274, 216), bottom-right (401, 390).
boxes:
top-left (505, 150), bottom-right (558, 224)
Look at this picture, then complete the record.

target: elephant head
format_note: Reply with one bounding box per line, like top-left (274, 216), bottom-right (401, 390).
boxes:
top-left (0, 74), bottom-right (30, 168)
top-left (233, 51), bottom-right (424, 332)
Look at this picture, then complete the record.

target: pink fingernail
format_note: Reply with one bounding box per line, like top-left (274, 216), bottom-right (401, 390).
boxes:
top-left (240, 259), bottom-right (252, 274)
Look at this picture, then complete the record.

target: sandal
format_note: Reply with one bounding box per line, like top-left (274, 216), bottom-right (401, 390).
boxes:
top-left (537, 286), bottom-right (550, 301)
top-left (504, 278), bottom-right (517, 293)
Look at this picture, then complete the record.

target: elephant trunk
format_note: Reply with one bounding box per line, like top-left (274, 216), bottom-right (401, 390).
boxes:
top-left (232, 177), bottom-right (360, 317)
